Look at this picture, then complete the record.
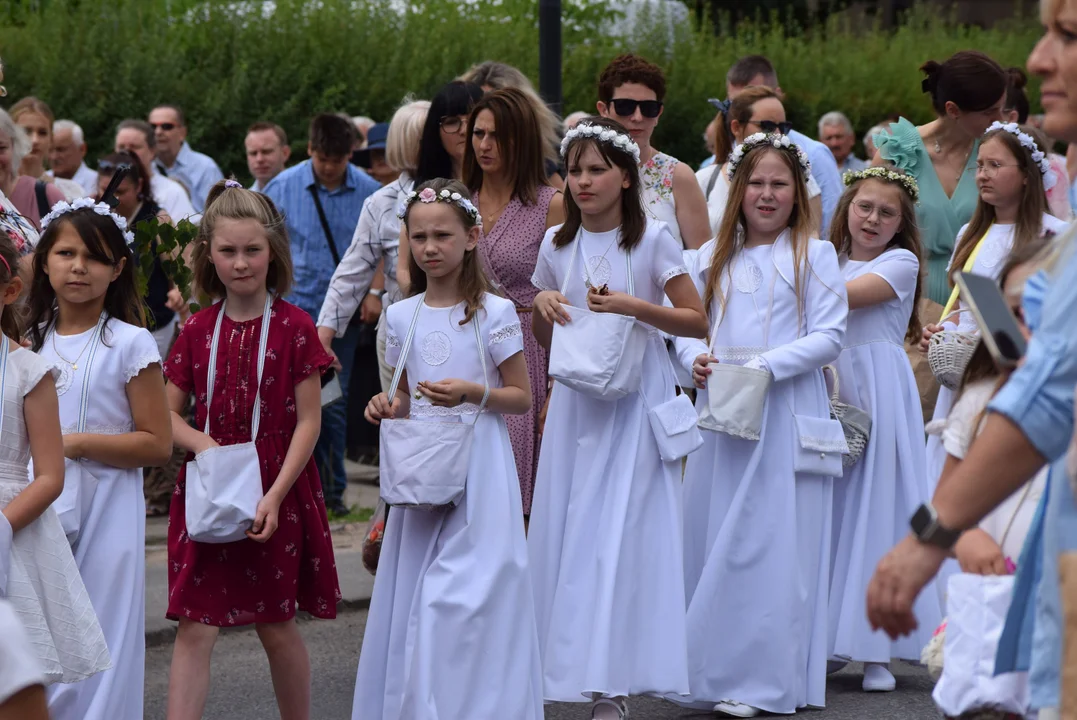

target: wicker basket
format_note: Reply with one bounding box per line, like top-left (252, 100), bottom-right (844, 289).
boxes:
top-left (823, 366), bottom-right (872, 468)
top-left (927, 330), bottom-right (978, 391)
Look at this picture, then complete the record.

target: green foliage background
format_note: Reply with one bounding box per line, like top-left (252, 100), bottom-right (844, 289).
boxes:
top-left (0, 0), bottom-right (1042, 177)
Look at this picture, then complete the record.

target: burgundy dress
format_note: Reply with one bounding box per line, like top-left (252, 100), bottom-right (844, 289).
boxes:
top-left (477, 185), bottom-right (558, 515)
top-left (164, 298), bottom-right (342, 626)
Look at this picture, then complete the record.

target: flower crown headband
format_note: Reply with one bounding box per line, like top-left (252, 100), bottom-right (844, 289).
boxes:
top-left (727, 132), bottom-right (812, 182)
top-left (40, 197), bottom-right (134, 245)
top-left (560, 122), bottom-right (641, 164)
top-left (985, 121), bottom-right (1057, 191)
top-left (843, 166), bottom-right (921, 203)
top-left (397, 187), bottom-right (483, 225)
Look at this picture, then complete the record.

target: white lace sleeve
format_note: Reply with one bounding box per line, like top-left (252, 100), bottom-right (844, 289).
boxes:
top-left (658, 265), bottom-right (689, 287)
top-left (531, 271), bottom-right (557, 292)
top-left (486, 298), bottom-right (525, 366)
top-left (122, 328), bottom-right (163, 384)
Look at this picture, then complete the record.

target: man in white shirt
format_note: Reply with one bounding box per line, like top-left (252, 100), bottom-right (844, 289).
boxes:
top-left (818, 111), bottom-right (869, 173)
top-left (245, 121), bottom-right (291, 192)
top-left (114, 119), bottom-right (197, 223)
top-left (47, 120), bottom-right (98, 196)
top-left (149, 105), bottom-right (224, 212)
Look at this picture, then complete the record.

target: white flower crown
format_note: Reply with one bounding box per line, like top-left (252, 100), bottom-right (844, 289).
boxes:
top-left (397, 186), bottom-right (483, 225)
top-left (727, 132), bottom-right (812, 182)
top-left (559, 122), bottom-right (641, 164)
top-left (985, 121), bottom-right (1057, 191)
top-left (40, 197), bottom-right (135, 245)
top-left (843, 166), bottom-right (921, 203)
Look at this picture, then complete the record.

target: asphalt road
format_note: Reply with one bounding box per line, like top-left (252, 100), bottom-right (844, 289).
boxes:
top-left (144, 608), bottom-right (940, 720)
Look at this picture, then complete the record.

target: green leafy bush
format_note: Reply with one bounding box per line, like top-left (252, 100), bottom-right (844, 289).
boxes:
top-left (0, 0), bottom-right (1041, 174)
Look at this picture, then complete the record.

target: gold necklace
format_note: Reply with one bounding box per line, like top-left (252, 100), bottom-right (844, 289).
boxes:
top-left (51, 328), bottom-right (95, 370)
top-left (933, 137), bottom-right (974, 182)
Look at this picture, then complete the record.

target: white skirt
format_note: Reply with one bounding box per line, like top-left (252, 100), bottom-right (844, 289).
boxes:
top-left (352, 414), bottom-right (544, 720)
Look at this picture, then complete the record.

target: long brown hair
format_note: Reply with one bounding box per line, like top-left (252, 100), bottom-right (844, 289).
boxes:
top-left (463, 87), bottom-right (548, 206)
top-left (703, 143), bottom-right (815, 324)
top-left (553, 116), bottom-right (645, 252)
top-left (950, 129), bottom-right (1050, 285)
top-left (712, 86), bottom-right (783, 167)
top-left (0, 234), bottom-right (21, 342)
top-left (402, 178), bottom-right (489, 325)
top-left (829, 174), bottom-right (924, 343)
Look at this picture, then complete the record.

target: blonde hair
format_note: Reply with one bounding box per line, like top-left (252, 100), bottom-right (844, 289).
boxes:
top-left (385, 99), bottom-right (430, 175)
top-left (193, 180), bottom-right (293, 299)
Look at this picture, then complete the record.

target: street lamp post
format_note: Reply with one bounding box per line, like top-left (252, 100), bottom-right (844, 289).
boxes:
top-left (538, 0), bottom-right (562, 118)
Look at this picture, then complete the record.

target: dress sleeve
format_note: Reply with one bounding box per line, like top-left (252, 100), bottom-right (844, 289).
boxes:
top-left (674, 242), bottom-right (713, 373)
top-left (650, 222), bottom-right (689, 290)
top-left (316, 194), bottom-right (382, 336)
top-left (384, 304), bottom-right (402, 369)
top-left (289, 309), bottom-right (333, 386)
top-left (941, 382), bottom-right (994, 459)
top-left (486, 299), bottom-right (524, 367)
top-left (871, 249), bottom-right (920, 304)
top-left (163, 318), bottom-right (194, 392)
top-left (122, 328), bottom-right (162, 384)
top-left (874, 118), bottom-right (923, 176)
top-left (19, 351), bottom-right (60, 398)
top-left (531, 227), bottom-right (561, 293)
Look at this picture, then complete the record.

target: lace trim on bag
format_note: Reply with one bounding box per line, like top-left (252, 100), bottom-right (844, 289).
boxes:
top-left (410, 401), bottom-right (486, 417)
top-left (713, 346), bottom-right (768, 362)
top-left (124, 353), bottom-right (162, 383)
top-left (658, 265), bottom-right (689, 286)
top-left (489, 323), bottom-right (522, 345)
top-left (800, 437), bottom-right (849, 453)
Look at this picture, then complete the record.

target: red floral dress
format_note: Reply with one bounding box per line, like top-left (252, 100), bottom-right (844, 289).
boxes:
top-left (164, 298), bottom-right (341, 626)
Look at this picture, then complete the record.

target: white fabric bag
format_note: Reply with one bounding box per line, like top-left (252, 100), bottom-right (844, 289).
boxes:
top-left (792, 414), bottom-right (847, 477)
top-left (698, 364), bottom-right (772, 440)
top-left (548, 229), bottom-right (648, 401)
top-left (185, 296), bottom-right (271, 544)
top-left (379, 295), bottom-right (490, 510)
top-left (933, 573), bottom-right (1029, 716)
top-left (640, 349), bottom-right (703, 461)
top-left (52, 318), bottom-right (105, 545)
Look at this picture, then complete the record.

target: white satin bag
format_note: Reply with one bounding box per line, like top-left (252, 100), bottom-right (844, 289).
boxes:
top-left (379, 295), bottom-right (490, 510)
top-left (50, 318), bottom-right (105, 545)
top-left (640, 350), bottom-right (702, 461)
top-left (792, 414), bottom-right (847, 477)
top-left (698, 363), bottom-right (771, 440)
top-left (185, 296), bottom-right (271, 544)
top-left (548, 229), bottom-right (647, 401)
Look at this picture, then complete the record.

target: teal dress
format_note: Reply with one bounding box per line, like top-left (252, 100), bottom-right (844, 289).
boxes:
top-left (874, 118), bottom-right (980, 305)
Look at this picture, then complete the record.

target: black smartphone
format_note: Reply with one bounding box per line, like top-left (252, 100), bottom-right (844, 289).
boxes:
top-left (955, 271), bottom-right (1027, 368)
top-left (321, 367), bottom-right (343, 407)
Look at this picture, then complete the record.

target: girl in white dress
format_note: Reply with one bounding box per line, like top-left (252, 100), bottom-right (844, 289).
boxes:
top-left (825, 167), bottom-right (942, 692)
top-left (0, 233), bottom-right (110, 685)
top-left (673, 133), bottom-right (847, 717)
top-left (353, 179), bottom-right (543, 719)
top-left (529, 117), bottom-right (708, 720)
top-left (26, 200), bottom-right (173, 720)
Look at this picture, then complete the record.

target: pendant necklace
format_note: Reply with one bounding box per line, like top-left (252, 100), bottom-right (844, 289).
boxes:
top-left (51, 328), bottom-right (95, 371)
top-left (585, 231), bottom-right (620, 289)
top-left (934, 137), bottom-right (973, 182)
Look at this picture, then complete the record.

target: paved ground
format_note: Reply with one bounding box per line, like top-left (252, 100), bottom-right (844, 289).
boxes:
top-left (143, 608), bottom-right (940, 719)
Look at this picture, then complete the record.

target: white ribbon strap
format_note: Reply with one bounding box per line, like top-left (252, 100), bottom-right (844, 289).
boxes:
top-left (0, 340), bottom-right (9, 437)
top-left (387, 294), bottom-right (490, 419)
top-left (203, 294), bottom-right (274, 441)
top-left (45, 315), bottom-right (106, 435)
top-left (560, 228), bottom-right (634, 298)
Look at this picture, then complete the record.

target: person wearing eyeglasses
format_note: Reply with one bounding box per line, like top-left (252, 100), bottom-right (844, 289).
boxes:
top-left (595, 54), bottom-right (711, 251)
top-left (147, 105), bottom-right (223, 214)
top-left (695, 87), bottom-right (823, 238)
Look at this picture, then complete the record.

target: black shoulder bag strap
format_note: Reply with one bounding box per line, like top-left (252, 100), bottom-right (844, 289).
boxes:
top-left (34, 180), bottom-right (51, 219)
top-left (308, 185), bottom-right (341, 265)
top-left (705, 163), bottom-right (722, 199)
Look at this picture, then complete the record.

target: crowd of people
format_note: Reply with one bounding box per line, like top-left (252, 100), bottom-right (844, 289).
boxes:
top-left (1, 0), bottom-right (1077, 718)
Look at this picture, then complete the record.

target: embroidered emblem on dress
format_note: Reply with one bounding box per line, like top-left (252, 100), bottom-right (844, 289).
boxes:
top-left (978, 238), bottom-right (1008, 270)
top-left (54, 363), bottom-right (74, 396)
top-left (734, 261), bottom-right (764, 294)
top-left (419, 331), bottom-right (452, 366)
top-left (587, 256), bottom-right (613, 286)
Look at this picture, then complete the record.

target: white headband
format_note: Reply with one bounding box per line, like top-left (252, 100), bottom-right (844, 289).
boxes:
top-left (560, 122), bottom-right (641, 164)
top-left (40, 197), bottom-right (135, 245)
top-left (985, 121), bottom-right (1057, 191)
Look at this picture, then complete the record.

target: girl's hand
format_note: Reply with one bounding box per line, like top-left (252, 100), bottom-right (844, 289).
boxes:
top-left (919, 323), bottom-right (943, 354)
top-left (692, 354), bottom-right (716, 389)
top-left (246, 493), bottom-right (282, 543)
top-left (587, 288), bottom-right (640, 317)
top-left (954, 528), bottom-right (1009, 575)
top-left (417, 379), bottom-right (479, 408)
top-left (193, 433), bottom-right (219, 455)
top-left (63, 433), bottom-right (85, 460)
top-left (365, 393), bottom-right (401, 424)
top-left (535, 290), bottom-right (571, 326)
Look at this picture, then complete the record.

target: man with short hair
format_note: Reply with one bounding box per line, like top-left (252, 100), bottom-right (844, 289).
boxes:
top-left (148, 104), bottom-right (223, 213)
top-left (264, 113), bottom-right (380, 516)
top-left (115, 119), bottom-right (197, 223)
top-left (725, 55), bottom-right (844, 235)
top-left (48, 120), bottom-right (98, 196)
top-left (245, 121), bottom-right (291, 192)
top-left (818, 111), bottom-right (868, 173)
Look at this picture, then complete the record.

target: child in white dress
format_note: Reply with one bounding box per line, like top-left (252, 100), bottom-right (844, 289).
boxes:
top-left (826, 167), bottom-right (942, 692)
top-left (529, 118), bottom-right (708, 720)
top-left (27, 199), bottom-right (173, 720)
top-left (353, 179), bottom-right (543, 719)
top-left (674, 133), bottom-right (847, 717)
top-left (0, 233), bottom-right (110, 685)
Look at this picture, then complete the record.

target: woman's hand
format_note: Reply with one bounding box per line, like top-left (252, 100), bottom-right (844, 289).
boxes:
top-left (246, 492), bottom-right (282, 543)
top-left (535, 290), bottom-right (571, 326)
top-left (919, 323), bottom-right (943, 354)
top-left (954, 528), bottom-right (1009, 575)
top-left (692, 353), bottom-right (716, 389)
top-left (365, 393), bottom-right (401, 424)
top-left (587, 289), bottom-right (640, 317)
top-left (417, 379), bottom-right (480, 408)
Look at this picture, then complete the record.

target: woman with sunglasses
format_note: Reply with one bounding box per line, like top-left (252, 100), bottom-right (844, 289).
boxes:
top-left (596, 54), bottom-right (711, 251)
top-left (695, 86), bottom-right (823, 238)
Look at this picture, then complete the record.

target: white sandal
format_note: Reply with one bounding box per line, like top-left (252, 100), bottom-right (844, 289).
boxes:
top-left (713, 699), bottom-right (760, 717)
top-left (591, 696), bottom-right (630, 719)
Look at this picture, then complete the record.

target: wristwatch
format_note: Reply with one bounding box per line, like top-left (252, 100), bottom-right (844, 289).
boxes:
top-left (909, 503), bottom-right (962, 549)
top-left (368, 289), bottom-right (385, 300)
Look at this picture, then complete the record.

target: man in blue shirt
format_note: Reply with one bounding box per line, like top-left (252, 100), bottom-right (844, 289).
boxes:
top-left (148, 104), bottom-right (224, 213)
top-left (264, 114), bottom-right (380, 516)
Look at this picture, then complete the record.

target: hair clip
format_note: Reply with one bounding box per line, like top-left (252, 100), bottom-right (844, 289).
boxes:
top-left (225, 179), bottom-right (243, 189)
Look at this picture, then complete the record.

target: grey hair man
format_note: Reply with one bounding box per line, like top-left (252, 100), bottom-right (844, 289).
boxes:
top-left (48, 120), bottom-right (98, 196)
top-left (818, 111), bottom-right (867, 172)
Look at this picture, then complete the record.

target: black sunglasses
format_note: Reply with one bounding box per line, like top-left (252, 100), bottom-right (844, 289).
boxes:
top-left (751, 119), bottom-right (794, 135)
top-left (610, 99), bottom-right (663, 119)
top-left (151, 122), bottom-right (177, 132)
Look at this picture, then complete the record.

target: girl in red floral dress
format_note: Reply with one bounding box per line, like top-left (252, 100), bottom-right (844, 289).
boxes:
top-left (162, 180), bottom-right (340, 720)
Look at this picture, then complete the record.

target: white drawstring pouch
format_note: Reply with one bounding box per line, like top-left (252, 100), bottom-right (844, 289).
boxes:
top-left (185, 296), bottom-right (272, 544)
top-left (698, 363), bottom-right (772, 440)
top-left (640, 350), bottom-right (703, 461)
top-left (51, 318), bottom-right (105, 546)
top-left (379, 295), bottom-right (490, 510)
top-left (548, 229), bottom-right (647, 401)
